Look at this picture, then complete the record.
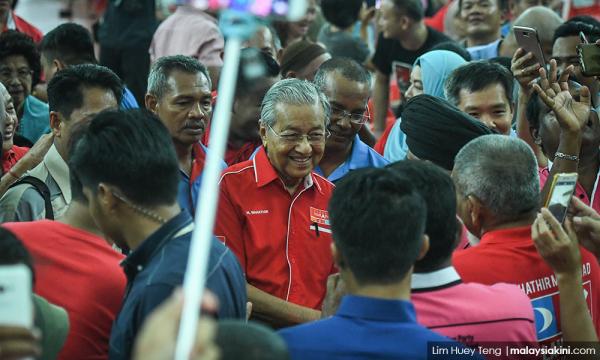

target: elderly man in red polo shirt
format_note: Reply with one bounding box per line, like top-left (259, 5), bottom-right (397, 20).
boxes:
top-left (215, 78), bottom-right (335, 327)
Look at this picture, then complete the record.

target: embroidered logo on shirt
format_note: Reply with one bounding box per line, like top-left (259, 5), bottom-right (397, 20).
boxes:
top-left (309, 207), bottom-right (331, 235)
top-left (245, 209), bottom-right (270, 215)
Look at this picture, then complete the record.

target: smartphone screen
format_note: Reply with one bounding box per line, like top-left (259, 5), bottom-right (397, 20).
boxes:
top-left (0, 264), bottom-right (33, 328)
top-left (545, 173), bottom-right (578, 224)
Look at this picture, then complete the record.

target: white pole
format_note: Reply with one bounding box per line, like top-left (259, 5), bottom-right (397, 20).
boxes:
top-left (174, 36), bottom-right (243, 360)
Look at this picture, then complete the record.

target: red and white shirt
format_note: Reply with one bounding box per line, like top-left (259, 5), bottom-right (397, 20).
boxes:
top-left (215, 147), bottom-right (335, 309)
top-left (453, 226), bottom-right (600, 345)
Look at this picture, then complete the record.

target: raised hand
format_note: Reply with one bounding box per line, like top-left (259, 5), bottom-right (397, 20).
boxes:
top-left (532, 208), bottom-right (581, 276)
top-left (571, 196), bottom-right (600, 260)
top-left (532, 60), bottom-right (591, 135)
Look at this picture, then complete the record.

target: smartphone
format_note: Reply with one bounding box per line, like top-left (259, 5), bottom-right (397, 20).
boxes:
top-left (188, 0), bottom-right (307, 20)
top-left (545, 173), bottom-right (578, 224)
top-left (0, 264), bottom-right (33, 328)
top-left (577, 43), bottom-right (600, 77)
top-left (514, 26), bottom-right (546, 67)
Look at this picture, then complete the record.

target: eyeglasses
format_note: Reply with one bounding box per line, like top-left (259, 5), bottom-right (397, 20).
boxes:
top-left (330, 104), bottom-right (370, 125)
top-left (0, 67), bottom-right (33, 82)
top-left (267, 123), bottom-right (330, 145)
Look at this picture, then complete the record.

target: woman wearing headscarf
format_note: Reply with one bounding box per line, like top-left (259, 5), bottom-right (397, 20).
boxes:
top-left (374, 50), bottom-right (466, 161)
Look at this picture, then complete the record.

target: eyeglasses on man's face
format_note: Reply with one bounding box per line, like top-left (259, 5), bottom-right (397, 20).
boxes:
top-left (267, 123), bottom-right (330, 145)
top-left (330, 104), bottom-right (370, 125)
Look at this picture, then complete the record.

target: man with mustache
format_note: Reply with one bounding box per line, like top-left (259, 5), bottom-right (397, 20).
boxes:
top-left (313, 58), bottom-right (388, 182)
top-left (145, 55), bottom-right (220, 215)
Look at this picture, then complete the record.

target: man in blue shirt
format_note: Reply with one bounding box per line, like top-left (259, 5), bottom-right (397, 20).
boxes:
top-left (279, 168), bottom-right (475, 359)
top-left (69, 109), bottom-right (247, 360)
top-left (145, 55), bottom-right (225, 215)
top-left (313, 58), bottom-right (388, 182)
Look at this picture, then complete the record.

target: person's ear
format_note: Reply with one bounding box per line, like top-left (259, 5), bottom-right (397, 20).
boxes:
top-left (331, 242), bottom-right (346, 269)
top-left (145, 94), bottom-right (158, 113)
top-left (54, 59), bottom-right (66, 71)
top-left (49, 111), bottom-right (63, 137)
top-left (530, 127), bottom-right (542, 146)
top-left (97, 183), bottom-right (119, 213)
top-left (417, 234), bottom-right (430, 261)
top-left (259, 121), bottom-right (268, 147)
top-left (466, 195), bottom-right (484, 235)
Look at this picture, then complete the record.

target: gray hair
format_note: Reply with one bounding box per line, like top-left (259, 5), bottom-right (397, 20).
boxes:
top-left (147, 55), bottom-right (211, 100)
top-left (260, 78), bottom-right (331, 128)
top-left (453, 135), bottom-right (540, 222)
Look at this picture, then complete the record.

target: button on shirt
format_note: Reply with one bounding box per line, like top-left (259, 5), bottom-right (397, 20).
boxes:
top-left (453, 226), bottom-right (600, 344)
top-left (279, 295), bottom-right (477, 360)
top-left (215, 147), bottom-right (336, 309)
top-left (109, 211), bottom-right (247, 360)
top-left (411, 266), bottom-right (537, 345)
top-left (314, 135), bottom-right (389, 182)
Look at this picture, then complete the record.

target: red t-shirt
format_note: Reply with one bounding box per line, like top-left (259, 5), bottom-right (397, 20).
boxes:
top-left (453, 226), bottom-right (600, 345)
top-left (2, 145), bottom-right (28, 174)
top-left (215, 147), bottom-right (336, 309)
top-left (4, 220), bottom-right (126, 360)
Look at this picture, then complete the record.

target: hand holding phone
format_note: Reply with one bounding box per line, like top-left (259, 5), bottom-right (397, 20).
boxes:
top-left (545, 173), bottom-right (578, 224)
top-left (514, 26), bottom-right (546, 67)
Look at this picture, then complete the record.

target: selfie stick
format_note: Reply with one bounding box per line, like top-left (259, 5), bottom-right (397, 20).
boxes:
top-left (174, 10), bottom-right (256, 360)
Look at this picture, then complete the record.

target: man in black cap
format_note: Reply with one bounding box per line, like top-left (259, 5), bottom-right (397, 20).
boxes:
top-left (400, 94), bottom-right (494, 171)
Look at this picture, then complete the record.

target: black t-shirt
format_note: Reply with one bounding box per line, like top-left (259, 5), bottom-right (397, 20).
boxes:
top-left (372, 27), bottom-right (452, 76)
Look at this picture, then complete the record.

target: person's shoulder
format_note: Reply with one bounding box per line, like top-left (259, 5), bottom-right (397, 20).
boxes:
top-left (220, 159), bottom-right (256, 183)
top-left (279, 317), bottom-right (340, 341)
top-left (427, 26), bottom-right (452, 41)
top-left (366, 145), bottom-right (390, 167)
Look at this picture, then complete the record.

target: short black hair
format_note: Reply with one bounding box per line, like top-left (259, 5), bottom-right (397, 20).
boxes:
top-left (392, 0), bottom-right (424, 21)
top-left (0, 227), bottom-right (34, 283)
top-left (40, 23), bottom-right (97, 66)
top-left (553, 20), bottom-right (600, 44)
top-left (329, 168), bottom-right (427, 285)
top-left (0, 30), bottom-right (41, 87)
top-left (321, 0), bottom-right (362, 29)
top-left (236, 48), bottom-right (280, 95)
top-left (388, 161), bottom-right (458, 272)
top-left (216, 320), bottom-right (290, 360)
top-left (430, 41), bottom-right (472, 61)
top-left (314, 57), bottom-right (372, 91)
top-left (445, 60), bottom-right (514, 107)
top-left (47, 64), bottom-right (123, 120)
top-left (69, 109), bottom-right (180, 207)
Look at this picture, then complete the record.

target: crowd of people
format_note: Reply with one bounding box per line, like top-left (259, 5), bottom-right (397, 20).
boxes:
top-left (1, 0), bottom-right (600, 359)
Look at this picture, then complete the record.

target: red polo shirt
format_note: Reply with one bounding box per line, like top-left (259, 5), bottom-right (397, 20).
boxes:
top-left (2, 145), bottom-right (28, 174)
top-left (3, 12), bottom-right (43, 43)
top-left (4, 220), bottom-right (126, 360)
top-left (453, 225), bottom-right (600, 344)
top-left (215, 147), bottom-right (335, 309)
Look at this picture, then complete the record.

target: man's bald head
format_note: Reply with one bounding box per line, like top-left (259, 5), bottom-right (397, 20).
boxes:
top-left (500, 6), bottom-right (563, 59)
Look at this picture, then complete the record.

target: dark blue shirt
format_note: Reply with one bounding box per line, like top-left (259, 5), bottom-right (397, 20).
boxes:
top-left (108, 211), bottom-right (247, 360)
top-left (279, 295), bottom-right (480, 360)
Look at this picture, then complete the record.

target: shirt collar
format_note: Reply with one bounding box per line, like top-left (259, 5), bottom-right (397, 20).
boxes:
top-left (6, 11), bottom-right (15, 30)
top-left (253, 146), bottom-right (322, 194)
top-left (336, 295), bottom-right (417, 323)
top-left (44, 145), bottom-right (71, 203)
top-left (316, 135), bottom-right (369, 182)
top-left (411, 266), bottom-right (462, 292)
top-left (479, 225), bottom-right (532, 246)
top-left (122, 211), bottom-right (193, 282)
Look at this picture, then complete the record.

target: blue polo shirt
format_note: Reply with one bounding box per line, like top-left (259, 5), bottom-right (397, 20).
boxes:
top-left (108, 211), bottom-right (247, 360)
top-left (279, 295), bottom-right (479, 360)
top-left (178, 143), bottom-right (226, 215)
top-left (314, 135), bottom-right (389, 182)
top-left (120, 87), bottom-right (139, 109)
